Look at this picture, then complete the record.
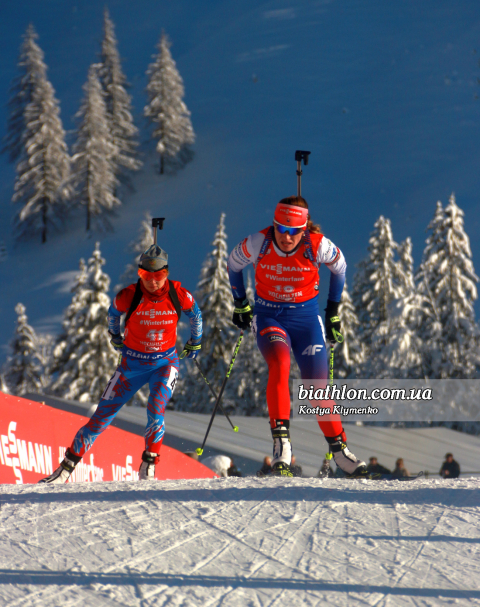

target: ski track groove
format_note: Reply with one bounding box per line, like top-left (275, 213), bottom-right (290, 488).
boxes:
top-left (108, 484), bottom-right (271, 605)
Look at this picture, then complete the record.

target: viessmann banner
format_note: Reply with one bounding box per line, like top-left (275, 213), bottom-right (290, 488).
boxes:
top-left (0, 392), bottom-right (215, 485)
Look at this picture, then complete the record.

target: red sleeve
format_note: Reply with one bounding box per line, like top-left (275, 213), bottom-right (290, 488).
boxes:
top-left (171, 281), bottom-right (195, 311)
top-left (113, 284), bottom-right (136, 314)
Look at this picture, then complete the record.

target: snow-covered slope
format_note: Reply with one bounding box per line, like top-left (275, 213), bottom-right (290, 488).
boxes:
top-left (1, 1), bottom-right (480, 359)
top-left (1, 477), bottom-right (479, 606)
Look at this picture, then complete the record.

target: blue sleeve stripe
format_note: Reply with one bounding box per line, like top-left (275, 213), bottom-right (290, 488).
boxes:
top-left (183, 301), bottom-right (203, 343)
top-left (108, 304), bottom-right (123, 335)
top-left (228, 266), bottom-right (246, 301)
top-left (328, 272), bottom-right (346, 302)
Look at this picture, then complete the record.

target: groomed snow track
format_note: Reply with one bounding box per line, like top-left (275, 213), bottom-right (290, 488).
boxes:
top-left (1, 476), bottom-right (480, 606)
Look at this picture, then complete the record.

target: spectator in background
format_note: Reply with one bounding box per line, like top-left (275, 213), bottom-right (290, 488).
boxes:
top-left (440, 453), bottom-right (460, 479)
top-left (257, 456), bottom-right (272, 477)
top-left (392, 458), bottom-right (409, 479)
top-left (202, 455), bottom-right (242, 477)
top-left (367, 456), bottom-right (391, 476)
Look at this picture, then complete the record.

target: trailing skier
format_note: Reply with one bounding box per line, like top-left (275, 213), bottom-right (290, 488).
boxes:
top-left (227, 195), bottom-right (367, 478)
top-left (40, 243), bottom-right (202, 484)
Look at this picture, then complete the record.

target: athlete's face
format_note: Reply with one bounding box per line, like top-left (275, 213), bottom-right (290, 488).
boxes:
top-left (274, 224), bottom-right (304, 253)
top-left (140, 274), bottom-right (168, 293)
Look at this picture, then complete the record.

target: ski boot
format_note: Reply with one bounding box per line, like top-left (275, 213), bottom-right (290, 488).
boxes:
top-left (38, 449), bottom-right (81, 484)
top-left (326, 433), bottom-right (367, 478)
top-left (139, 451), bottom-right (160, 481)
top-left (270, 421), bottom-right (294, 477)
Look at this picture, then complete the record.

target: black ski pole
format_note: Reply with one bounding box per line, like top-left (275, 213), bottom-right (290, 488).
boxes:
top-left (196, 331), bottom-right (244, 455)
top-left (194, 359), bottom-right (239, 433)
top-left (294, 150), bottom-right (311, 197)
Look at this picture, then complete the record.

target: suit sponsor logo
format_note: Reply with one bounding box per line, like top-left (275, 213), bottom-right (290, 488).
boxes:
top-left (260, 264), bottom-right (311, 272)
top-left (136, 309), bottom-right (176, 317)
top-left (268, 335), bottom-right (287, 344)
top-left (140, 319), bottom-right (174, 326)
top-left (259, 326), bottom-right (287, 337)
top-left (241, 238), bottom-right (251, 259)
top-left (302, 345), bottom-right (324, 355)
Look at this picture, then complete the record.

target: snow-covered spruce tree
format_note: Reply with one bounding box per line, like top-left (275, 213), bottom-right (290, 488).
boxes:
top-left (334, 281), bottom-right (366, 379)
top-left (416, 195), bottom-right (479, 378)
top-left (98, 9), bottom-right (141, 180)
top-left (11, 31), bottom-right (71, 244)
top-left (352, 216), bottom-right (411, 378)
top-left (228, 272), bottom-right (268, 416)
top-left (369, 238), bottom-right (425, 379)
top-left (2, 24), bottom-right (46, 163)
top-left (50, 243), bottom-right (118, 402)
top-left (176, 213), bottom-right (234, 412)
top-left (115, 211), bottom-right (153, 291)
top-left (144, 31), bottom-right (195, 174)
top-left (2, 303), bottom-right (46, 395)
top-left (72, 64), bottom-right (120, 233)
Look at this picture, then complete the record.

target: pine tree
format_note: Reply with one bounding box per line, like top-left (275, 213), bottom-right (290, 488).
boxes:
top-left (2, 303), bottom-right (46, 395)
top-left (115, 211), bottom-right (153, 291)
top-left (334, 282), bottom-right (366, 378)
top-left (176, 213), bottom-right (234, 412)
top-left (98, 9), bottom-right (141, 179)
top-left (369, 238), bottom-right (425, 378)
top-left (50, 243), bottom-right (118, 402)
top-left (144, 31), bottom-right (195, 174)
top-left (72, 64), bottom-right (120, 233)
top-left (352, 216), bottom-right (406, 347)
top-left (417, 195), bottom-right (479, 378)
top-left (11, 28), bottom-right (71, 244)
top-left (2, 24), bottom-right (46, 163)
top-left (228, 272), bottom-right (268, 415)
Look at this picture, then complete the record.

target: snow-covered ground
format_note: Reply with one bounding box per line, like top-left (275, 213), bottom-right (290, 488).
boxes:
top-left (1, 476), bottom-right (479, 606)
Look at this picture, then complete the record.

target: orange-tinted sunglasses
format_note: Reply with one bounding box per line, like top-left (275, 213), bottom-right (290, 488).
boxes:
top-left (138, 267), bottom-right (168, 281)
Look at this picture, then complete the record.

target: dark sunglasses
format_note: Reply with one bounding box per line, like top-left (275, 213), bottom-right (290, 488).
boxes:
top-left (274, 223), bottom-right (305, 236)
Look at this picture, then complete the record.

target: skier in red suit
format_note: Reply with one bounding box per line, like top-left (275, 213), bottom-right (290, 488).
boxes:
top-left (40, 244), bottom-right (202, 484)
top-left (228, 196), bottom-right (367, 477)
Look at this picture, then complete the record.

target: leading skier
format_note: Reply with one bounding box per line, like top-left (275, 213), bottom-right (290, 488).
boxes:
top-left (228, 196), bottom-right (367, 477)
top-left (40, 244), bottom-right (202, 484)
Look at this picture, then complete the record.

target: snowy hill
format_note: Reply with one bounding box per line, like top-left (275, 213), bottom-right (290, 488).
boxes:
top-left (1, 1), bottom-right (480, 360)
top-left (1, 476), bottom-right (480, 605)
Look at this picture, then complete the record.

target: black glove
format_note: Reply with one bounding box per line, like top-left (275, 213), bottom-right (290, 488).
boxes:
top-left (109, 332), bottom-right (124, 351)
top-left (232, 298), bottom-right (253, 330)
top-left (324, 300), bottom-right (343, 344)
top-left (179, 339), bottom-right (202, 360)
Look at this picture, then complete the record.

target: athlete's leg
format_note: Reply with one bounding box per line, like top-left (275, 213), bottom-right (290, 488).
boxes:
top-left (289, 311), bottom-right (344, 438)
top-left (254, 313), bottom-right (294, 473)
top-left (145, 353), bottom-right (179, 455)
top-left (254, 313), bottom-right (292, 427)
top-left (70, 355), bottom-right (151, 457)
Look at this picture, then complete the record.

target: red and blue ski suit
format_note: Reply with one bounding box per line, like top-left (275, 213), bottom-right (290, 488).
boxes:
top-left (69, 279), bottom-right (202, 458)
top-left (228, 227), bottom-right (346, 437)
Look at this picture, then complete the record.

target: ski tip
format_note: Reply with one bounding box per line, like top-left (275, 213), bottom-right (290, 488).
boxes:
top-left (233, 426), bottom-right (239, 433)
top-left (196, 448), bottom-right (203, 456)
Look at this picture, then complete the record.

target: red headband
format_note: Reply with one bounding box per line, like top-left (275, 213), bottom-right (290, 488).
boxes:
top-left (273, 203), bottom-right (308, 228)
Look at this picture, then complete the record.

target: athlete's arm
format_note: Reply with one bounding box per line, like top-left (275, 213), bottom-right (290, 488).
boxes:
top-left (227, 232), bottom-right (265, 300)
top-left (317, 237), bottom-right (347, 302)
top-left (178, 287), bottom-right (203, 343)
top-left (107, 287), bottom-right (134, 335)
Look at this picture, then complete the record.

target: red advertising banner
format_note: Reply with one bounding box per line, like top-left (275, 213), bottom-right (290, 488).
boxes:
top-left (0, 392), bottom-right (216, 485)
